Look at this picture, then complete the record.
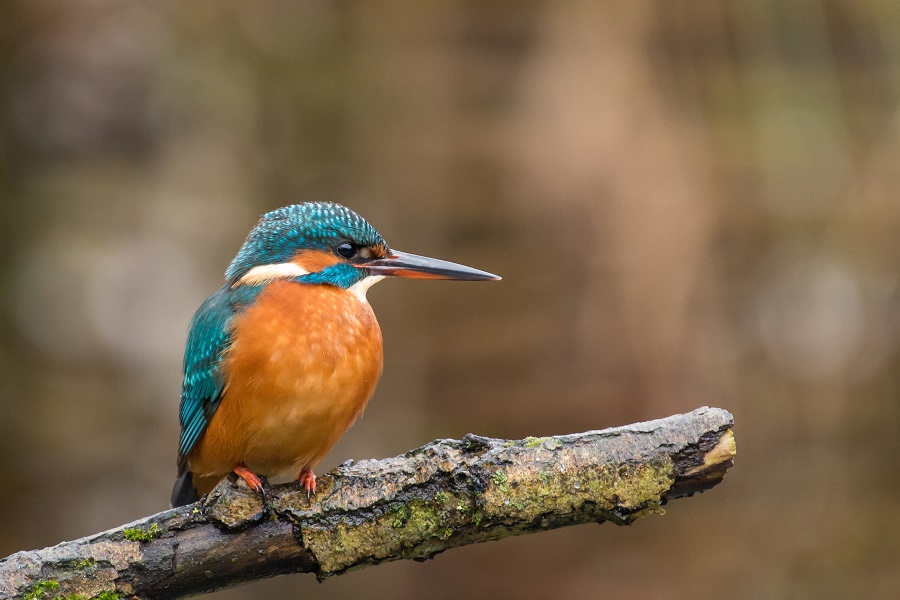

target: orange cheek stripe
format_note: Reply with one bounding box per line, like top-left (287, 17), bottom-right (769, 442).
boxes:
top-left (293, 249), bottom-right (341, 272)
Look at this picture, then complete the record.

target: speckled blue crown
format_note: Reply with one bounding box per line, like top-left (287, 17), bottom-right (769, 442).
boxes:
top-left (225, 202), bottom-right (386, 283)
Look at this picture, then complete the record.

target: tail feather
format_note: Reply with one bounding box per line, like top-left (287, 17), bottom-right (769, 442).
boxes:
top-left (171, 469), bottom-right (200, 507)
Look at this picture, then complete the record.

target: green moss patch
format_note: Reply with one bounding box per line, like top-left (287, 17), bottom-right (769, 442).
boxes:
top-left (123, 522), bottom-right (160, 542)
top-left (23, 580), bottom-right (59, 600)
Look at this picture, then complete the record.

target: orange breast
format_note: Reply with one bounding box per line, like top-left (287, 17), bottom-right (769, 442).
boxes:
top-left (189, 280), bottom-right (383, 494)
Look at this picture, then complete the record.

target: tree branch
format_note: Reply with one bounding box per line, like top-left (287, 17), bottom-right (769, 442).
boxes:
top-left (0, 407), bottom-right (735, 600)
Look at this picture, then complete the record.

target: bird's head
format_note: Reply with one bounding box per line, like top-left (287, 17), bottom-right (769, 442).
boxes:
top-left (226, 202), bottom-right (499, 299)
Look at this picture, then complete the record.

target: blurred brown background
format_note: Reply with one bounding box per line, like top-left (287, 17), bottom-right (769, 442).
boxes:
top-left (2, 1), bottom-right (899, 598)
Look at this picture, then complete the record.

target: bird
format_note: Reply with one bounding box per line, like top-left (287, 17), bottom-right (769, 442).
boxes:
top-left (171, 202), bottom-right (499, 507)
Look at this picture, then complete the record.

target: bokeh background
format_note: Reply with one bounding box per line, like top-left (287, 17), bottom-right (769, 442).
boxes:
top-left (2, 2), bottom-right (899, 598)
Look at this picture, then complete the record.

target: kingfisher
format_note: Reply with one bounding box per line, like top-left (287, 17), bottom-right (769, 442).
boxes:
top-left (171, 202), bottom-right (499, 507)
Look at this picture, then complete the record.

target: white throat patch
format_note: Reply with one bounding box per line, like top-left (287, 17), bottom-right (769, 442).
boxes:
top-left (348, 275), bottom-right (385, 303)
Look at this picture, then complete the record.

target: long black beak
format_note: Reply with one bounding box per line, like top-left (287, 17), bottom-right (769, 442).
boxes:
top-left (365, 250), bottom-right (500, 281)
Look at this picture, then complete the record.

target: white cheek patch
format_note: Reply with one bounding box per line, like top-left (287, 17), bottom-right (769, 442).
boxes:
top-left (236, 263), bottom-right (310, 287)
top-left (348, 275), bottom-right (385, 303)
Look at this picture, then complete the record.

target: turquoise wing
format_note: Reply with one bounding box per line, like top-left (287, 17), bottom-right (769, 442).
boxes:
top-left (177, 284), bottom-right (262, 463)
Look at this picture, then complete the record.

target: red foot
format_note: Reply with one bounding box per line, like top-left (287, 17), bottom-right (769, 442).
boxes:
top-left (299, 469), bottom-right (317, 498)
top-left (233, 465), bottom-right (263, 491)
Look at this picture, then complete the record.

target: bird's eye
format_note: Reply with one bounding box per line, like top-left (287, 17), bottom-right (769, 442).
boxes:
top-left (335, 242), bottom-right (357, 259)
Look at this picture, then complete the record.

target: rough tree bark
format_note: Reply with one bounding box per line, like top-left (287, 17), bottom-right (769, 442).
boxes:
top-left (0, 407), bottom-right (735, 600)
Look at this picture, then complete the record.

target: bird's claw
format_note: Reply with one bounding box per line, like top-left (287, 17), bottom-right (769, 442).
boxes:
top-left (233, 465), bottom-right (263, 491)
top-left (299, 469), bottom-right (316, 501)
top-left (233, 465), bottom-right (273, 513)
